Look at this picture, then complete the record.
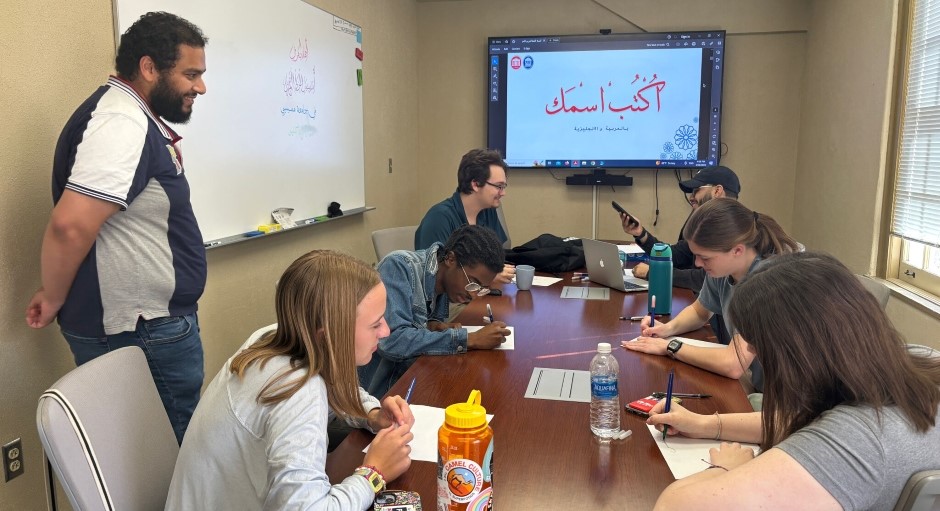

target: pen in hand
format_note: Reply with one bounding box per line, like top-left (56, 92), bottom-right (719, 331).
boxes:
top-left (404, 377), bottom-right (416, 403)
top-left (649, 295), bottom-right (657, 330)
top-left (663, 369), bottom-right (674, 440)
top-left (486, 304), bottom-right (494, 324)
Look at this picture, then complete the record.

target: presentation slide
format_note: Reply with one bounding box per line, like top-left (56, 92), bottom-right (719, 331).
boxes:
top-left (504, 48), bottom-right (703, 165)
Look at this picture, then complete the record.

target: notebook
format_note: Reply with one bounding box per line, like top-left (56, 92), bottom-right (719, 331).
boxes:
top-left (581, 238), bottom-right (650, 293)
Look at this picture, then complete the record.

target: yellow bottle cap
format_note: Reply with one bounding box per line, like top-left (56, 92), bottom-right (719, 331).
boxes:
top-left (444, 390), bottom-right (487, 429)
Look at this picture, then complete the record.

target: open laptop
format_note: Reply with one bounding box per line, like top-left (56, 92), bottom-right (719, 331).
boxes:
top-left (581, 238), bottom-right (650, 293)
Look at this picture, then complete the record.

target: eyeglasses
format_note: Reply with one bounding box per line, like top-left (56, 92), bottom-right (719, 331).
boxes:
top-left (484, 181), bottom-right (508, 191)
top-left (688, 184), bottom-right (715, 204)
top-left (460, 264), bottom-right (491, 296)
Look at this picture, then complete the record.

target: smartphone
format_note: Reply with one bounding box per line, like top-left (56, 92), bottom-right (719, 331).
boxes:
top-left (612, 201), bottom-right (639, 227)
top-left (374, 490), bottom-right (422, 511)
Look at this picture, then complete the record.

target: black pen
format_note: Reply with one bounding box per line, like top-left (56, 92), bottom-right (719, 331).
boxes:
top-left (651, 392), bottom-right (711, 399)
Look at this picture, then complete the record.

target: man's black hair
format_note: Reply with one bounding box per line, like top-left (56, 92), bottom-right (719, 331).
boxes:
top-left (115, 11), bottom-right (207, 80)
top-left (439, 225), bottom-right (504, 274)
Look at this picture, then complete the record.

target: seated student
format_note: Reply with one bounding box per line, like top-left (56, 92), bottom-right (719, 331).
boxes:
top-left (620, 165), bottom-right (741, 291)
top-left (359, 225), bottom-right (511, 397)
top-left (415, 148), bottom-right (514, 284)
top-left (651, 252), bottom-right (940, 511)
top-left (166, 250), bottom-right (414, 511)
top-left (621, 165), bottom-right (742, 344)
top-left (622, 198), bottom-right (801, 392)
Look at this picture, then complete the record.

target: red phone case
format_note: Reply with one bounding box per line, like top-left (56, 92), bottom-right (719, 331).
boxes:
top-left (627, 396), bottom-right (659, 413)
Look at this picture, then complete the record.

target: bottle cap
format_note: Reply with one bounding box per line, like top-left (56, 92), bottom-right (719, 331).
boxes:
top-left (651, 242), bottom-right (673, 258)
top-left (444, 390), bottom-right (488, 428)
top-left (597, 342), bottom-right (612, 354)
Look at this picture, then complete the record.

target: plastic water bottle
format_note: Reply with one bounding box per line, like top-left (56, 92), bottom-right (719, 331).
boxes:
top-left (590, 342), bottom-right (621, 441)
top-left (648, 243), bottom-right (673, 315)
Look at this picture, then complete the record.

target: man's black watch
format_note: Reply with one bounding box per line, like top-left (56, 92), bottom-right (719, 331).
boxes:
top-left (666, 339), bottom-right (684, 358)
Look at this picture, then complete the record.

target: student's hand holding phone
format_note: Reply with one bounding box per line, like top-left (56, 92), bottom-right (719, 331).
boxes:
top-left (364, 422), bottom-right (414, 481)
top-left (620, 213), bottom-right (645, 237)
top-left (468, 321), bottom-right (510, 349)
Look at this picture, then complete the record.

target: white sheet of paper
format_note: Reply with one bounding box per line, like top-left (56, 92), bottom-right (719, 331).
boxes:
top-left (463, 325), bottom-right (514, 350)
top-left (364, 405), bottom-right (494, 463)
top-left (617, 243), bottom-right (646, 254)
top-left (646, 424), bottom-right (758, 479)
top-left (560, 286), bottom-right (610, 300)
top-left (530, 275), bottom-right (562, 286)
top-left (524, 367), bottom-right (592, 402)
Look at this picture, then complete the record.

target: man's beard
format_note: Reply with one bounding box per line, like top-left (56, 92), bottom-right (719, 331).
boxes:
top-left (150, 74), bottom-right (193, 124)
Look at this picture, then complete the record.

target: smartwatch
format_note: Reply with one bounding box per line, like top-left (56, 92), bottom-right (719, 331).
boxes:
top-left (666, 339), bottom-right (684, 358)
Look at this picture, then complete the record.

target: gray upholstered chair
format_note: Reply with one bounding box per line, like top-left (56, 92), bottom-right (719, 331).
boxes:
top-left (37, 346), bottom-right (179, 511)
top-left (893, 470), bottom-right (940, 511)
top-left (371, 225), bottom-right (417, 261)
top-left (857, 274), bottom-right (891, 309)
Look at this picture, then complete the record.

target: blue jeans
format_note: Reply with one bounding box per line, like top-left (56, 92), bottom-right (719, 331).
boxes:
top-left (61, 313), bottom-right (204, 444)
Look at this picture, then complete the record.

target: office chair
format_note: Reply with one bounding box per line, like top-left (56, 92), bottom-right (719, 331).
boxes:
top-left (371, 225), bottom-right (417, 261)
top-left (37, 346), bottom-right (179, 511)
top-left (857, 274), bottom-right (891, 309)
top-left (894, 470), bottom-right (940, 511)
top-left (495, 204), bottom-right (512, 249)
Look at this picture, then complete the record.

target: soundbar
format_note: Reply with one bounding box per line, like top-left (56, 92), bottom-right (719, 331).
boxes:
top-left (565, 169), bottom-right (633, 186)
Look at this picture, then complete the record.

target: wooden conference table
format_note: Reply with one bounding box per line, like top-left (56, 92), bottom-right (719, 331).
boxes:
top-left (326, 271), bottom-right (753, 510)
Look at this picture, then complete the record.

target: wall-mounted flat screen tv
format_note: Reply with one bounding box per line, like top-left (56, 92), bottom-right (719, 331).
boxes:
top-left (487, 30), bottom-right (726, 169)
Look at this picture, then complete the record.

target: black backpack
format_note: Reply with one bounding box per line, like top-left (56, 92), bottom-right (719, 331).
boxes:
top-left (504, 234), bottom-right (585, 273)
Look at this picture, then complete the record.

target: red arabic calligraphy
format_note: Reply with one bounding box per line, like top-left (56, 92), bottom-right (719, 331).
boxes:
top-left (545, 76), bottom-right (666, 117)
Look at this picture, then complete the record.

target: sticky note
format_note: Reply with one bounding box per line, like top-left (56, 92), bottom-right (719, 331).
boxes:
top-left (355, 48), bottom-right (363, 61)
top-left (356, 69), bottom-right (362, 86)
top-left (356, 29), bottom-right (362, 43)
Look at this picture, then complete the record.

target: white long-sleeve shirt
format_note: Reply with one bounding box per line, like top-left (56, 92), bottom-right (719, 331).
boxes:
top-left (166, 329), bottom-right (381, 510)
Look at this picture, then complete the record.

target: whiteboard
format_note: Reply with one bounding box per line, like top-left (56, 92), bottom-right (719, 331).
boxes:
top-left (114, 0), bottom-right (365, 241)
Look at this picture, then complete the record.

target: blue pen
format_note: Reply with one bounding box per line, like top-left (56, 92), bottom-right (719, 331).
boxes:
top-left (663, 369), bottom-right (674, 440)
top-left (486, 304), bottom-right (494, 323)
top-left (404, 377), bottom-right (416, 403)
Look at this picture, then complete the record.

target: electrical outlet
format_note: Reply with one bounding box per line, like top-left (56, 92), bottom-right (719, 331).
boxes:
top-left (2, 438), bottom-right (24, 482)
top-left (388, 158), bottom-right (393, 174)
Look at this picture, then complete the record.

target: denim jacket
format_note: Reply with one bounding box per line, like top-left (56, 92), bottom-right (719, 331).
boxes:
top-left (357, 243), bottom-right (468, 397)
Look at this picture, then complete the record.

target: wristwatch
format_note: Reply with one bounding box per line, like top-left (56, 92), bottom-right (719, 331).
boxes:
top-left (354, 465), bottom-right (386, 494)
top-left (666, 339), bottom-right (684, 358)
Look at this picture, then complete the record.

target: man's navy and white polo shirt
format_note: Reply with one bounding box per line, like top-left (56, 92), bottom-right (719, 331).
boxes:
top-left (52, 76), bottom-right (207, 337)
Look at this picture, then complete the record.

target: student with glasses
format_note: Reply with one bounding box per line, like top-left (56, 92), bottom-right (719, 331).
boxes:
top-left (358, 225), bottom-right (510, 398)
top-left (415, 148), bottom-right (515, 284)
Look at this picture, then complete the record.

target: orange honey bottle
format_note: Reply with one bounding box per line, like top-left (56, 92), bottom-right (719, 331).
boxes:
top-left (437, 390), bottom-right (493, 511)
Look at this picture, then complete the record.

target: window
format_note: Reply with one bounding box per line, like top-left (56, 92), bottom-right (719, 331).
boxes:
top-left (889, 0), bottom-right (940, 298)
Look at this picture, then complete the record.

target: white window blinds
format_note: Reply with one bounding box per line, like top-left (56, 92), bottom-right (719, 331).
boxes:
top-left (894, 0), bottom-right (940, 248)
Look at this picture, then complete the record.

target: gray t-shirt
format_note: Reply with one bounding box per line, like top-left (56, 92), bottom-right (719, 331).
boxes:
top-left (697, 256), bottom-right (764, 389)
top-left (776, 404), bottom-right (940, 511)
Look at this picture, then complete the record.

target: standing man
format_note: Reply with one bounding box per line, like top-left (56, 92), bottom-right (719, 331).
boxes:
top-left (26, 12), bottom-right (209, 443)
top-left (415, 148), bottom-right (514, 283)
top-left (359, 225), bottom-right (511, 398)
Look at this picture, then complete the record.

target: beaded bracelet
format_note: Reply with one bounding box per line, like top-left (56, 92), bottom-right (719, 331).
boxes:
top-left (713, 411), bottom-right (722, 441)
top-left (701, 458), bottom-right (729, 471)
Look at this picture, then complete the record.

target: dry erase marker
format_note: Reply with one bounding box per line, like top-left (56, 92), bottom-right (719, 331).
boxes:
top-left (203, 241), bottom-right (222, 248)
top-left (649, 295), bottom-right (657, 328)
top-left (404, 377), bottom-right (416, 403)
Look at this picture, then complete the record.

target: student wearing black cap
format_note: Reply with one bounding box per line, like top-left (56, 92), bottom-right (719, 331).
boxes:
top-left (619, 165), bottom-right (742, 343)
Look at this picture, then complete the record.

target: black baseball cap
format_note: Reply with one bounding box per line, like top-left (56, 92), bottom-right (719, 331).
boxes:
top-left (679, 166), bottom-right (741, 195)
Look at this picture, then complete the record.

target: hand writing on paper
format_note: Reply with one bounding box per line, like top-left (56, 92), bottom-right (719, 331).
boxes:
top-left (468, 321), bottom-right (510, 349)
top-left (647, 401), bottom-right (710, 439)
top-left (622, 336), bottom-right (670, 356)
top-left (363, 422), bottom-right (413, 482)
